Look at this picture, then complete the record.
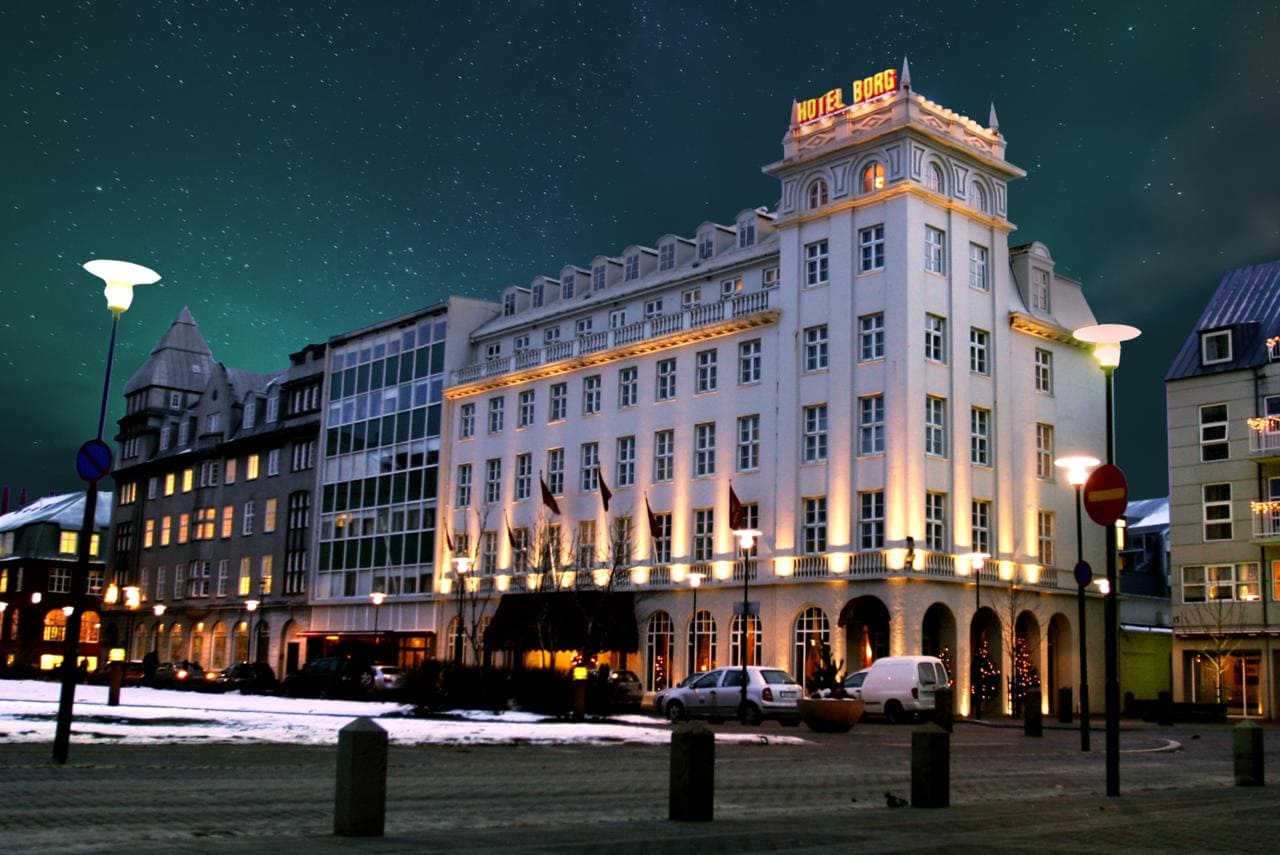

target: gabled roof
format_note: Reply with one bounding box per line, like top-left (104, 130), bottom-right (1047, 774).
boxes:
top-left (1166, 261), bottom-right (1280, 381)
top-left (0, 491), bottom-right (113, 533)
top-left (123, 307), bottom-right (217, 394)
top-left (1124, 497), bottom-right (1169, 533)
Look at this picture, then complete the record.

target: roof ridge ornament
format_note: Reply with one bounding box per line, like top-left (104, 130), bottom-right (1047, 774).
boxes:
top-left (989, 101), bottom-right (1000, 133)
top-left (901, 56), bottom-right (911, 90)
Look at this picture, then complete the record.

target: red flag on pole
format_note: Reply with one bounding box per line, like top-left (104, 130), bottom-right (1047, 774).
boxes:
top-left (598, 468), bottom-right (612, 512)
top-left (505, 514), bottom-right (519, 550)
top-left (442, 520), bottom-right (454, 553)
top-left (729, 484), bottom-right (745, 530)
top-left (540, 474), bottom-right (561, 515)
top-left (645, 495), bottom-right (660, 535)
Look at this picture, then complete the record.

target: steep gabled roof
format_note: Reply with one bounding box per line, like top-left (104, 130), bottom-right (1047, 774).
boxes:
top-left (1166, 261), bottom-right (1280, 381)
top-left (0, 491), bottom-right (113, 533)
top-left (123, 307), bottom-right (217, 394)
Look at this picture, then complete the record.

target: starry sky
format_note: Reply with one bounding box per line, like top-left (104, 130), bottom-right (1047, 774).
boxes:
top-left (3, 1), bottom-right (1279, 502)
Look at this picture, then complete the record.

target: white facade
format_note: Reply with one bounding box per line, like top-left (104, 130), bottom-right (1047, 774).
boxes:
top-left (442, 69), bottom-right (1107, 715)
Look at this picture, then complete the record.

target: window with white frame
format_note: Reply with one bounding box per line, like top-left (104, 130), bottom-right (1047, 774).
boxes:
top-left (1202, 483), bottom-right (1232, 540)
top-left (561, 273), bottom-right (576, 299)
top-left (609, 308), bottom-right (627, 329)
top-left (583, 375), bottom-right (602, 415)
top-left (859, 224), bottom-right (885, 272)
top-left (659, 242), bottom-right (675, 271)
top-left (1182, 563), bottom-right (1260, 603)
top-left (618, 366), bottom-right (638, 408)
top-left (576, 520), bottom-right (597, 568)
top-left (1201, 330), bottom-right (1232, 365)
top-left (654, 430), bottom-right (674, 482)
top-left (925, 226), bottom-right (946, 274)
top-left (481, 531), bottom-right (498, 574)
top-left (543, 326), bottom-right (561, 345)
top-left (514, 453), bottom-right (532, 501)
top-left (517, 389), bottom-right (535, 427)
top-left (925, 396), bottom-right (947, 457)
top-left (682, 288), bottom-right (700, 309)
top-left (695, 349), bottom-right (718, 393)
top-left (796, 496), bottom-right (825, 554)
top-left (925, 314), bottom-right (947, 363)
top-left (738, 216), bottom-right (756, 247)
top-left (485, 458), bottom-right (502, 504)
top-left (859, 313), bottom-right (884, 361)
top-left (971, 499), bottom-right (992, 554)
top-left (616, 435), bottom-right (636, 486)
top-left (805, 240), bottom-right (829, 287)
top-left (456, 464), bottom-right (472, 507)
top-left (267, 448), bottom-right (280, 476)
top-left (803, 404), bottom-right (828, 463)
top-left (738, 339), bottom-right (761, 384)
top-left (656, 358), bottom-right (677, 401)
top-left (580, 443), bottom-right (600, 492)
top-left (177, 419), bottom-right (192, 446)
top-left (290, 441), bottom-right (314, 471)
top-left (1036, 423), bottom-right (1055, 479)
top-left (1199, 403), bottom-right (1229, 461)
top-left (487, 396), bottom-right (504, 433)
top-left (737, 414), bottom-right (760, 471)
top-left (698, 232), bottom-right (714, 260)
top-left (1031, 269), bottom-right (1051, 312)
top-left (514, 333), bottom-right (530, 351)
top-left (1037, 510), bottom-right (1055, 566)
top-left (624, 254), bottom-right (639, 281)
top-left (804, 325), bottom-right (829, 371)
top-left (925, 162), bottom-right (945, 193)
top-left (547, 448), bottom-right (565, 495)
top-left (592, 265), bottom-right (606, 292)
top-left (694, 422), bottom-right (716, 477)
top-left (861, 162), bottom-right (885, 192)
top-left (549, 383), bottom-right (567, 421)
top-left (859, 395), bottom-right (884, 455)
top-left (969, 328), bottom-right (990, 375)
top-left (531, 283), bottom-right (545, 308)
top-left (807, 179), bottom-right (829, 209)
top-left (720, 277), bottom-right (743, 299)
top-left (652, 513), bottom-right (672, 564)
top-left (242, 500), bottom-right (255, 535)
top-left (575, 317), bottom-right (593, 336)
top-left (969, 243), bottom-right (989, 290)
top-left (763, 266), bottom-right (780, 288)
top-left (485, 342), bottom-right (501, 360)
top-left (859, 491), bottom-right (884, 549)
top-left (926, 492), bottom-right (947, 551)
top-left (1035, 348), bottom-right (1053, 393)
top-left (971, 407), bottom-right (991, 466)
top-left (693, 508), bottom-right (714, 561)
top-left (644, 298), bottom-right (663, 319)
top-left (970, 182), bottom-right (990, 213)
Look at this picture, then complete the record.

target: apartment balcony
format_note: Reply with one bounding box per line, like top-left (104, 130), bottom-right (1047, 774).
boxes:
top-left (1250, 502), bottom-right (1280, 542)
top-left (1247, 416), bottom-right (1280, 460)
top-left (450, 289), bottom-right (780, 391)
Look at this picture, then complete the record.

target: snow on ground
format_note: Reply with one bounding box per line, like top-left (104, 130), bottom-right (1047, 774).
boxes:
top-left (0, 680), bottom-right (807, 747)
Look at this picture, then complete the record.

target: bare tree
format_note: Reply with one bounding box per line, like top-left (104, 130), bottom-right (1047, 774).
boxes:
top-left (1178, 599), bottom-right (1248, 705)
top-left (997, 574), bottom-right (1039, 716)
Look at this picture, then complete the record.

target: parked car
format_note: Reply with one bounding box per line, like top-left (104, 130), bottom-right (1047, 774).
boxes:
top-left (89, 660), bottom-right (146, 687)
top-left (842, 655), bottom-right (950, 723)
top-left (282, 656), bottom-right (365, 699)
top-left (587, 667), bottom-right (644, 713)
top-left (151, 660), bottom-right (209, 690)
top-left (213, 662), bottom-right (278, 694)
top-left (360, 663), bottom-right (405, 696)
top-left (654, 666), bottom-right (802, 725)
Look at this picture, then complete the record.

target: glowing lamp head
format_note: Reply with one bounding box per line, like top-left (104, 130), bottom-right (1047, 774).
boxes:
top-left (62, 605), bottom-right (75, 617)
top-left (962, 552), bottom-right (990, 575)
top-left (370, 591), bottom-right (386, 606)
top-left (245, 599), bottom-right (260, 613)
top-left (0, 601), bottom-right (7, 614)
top-left (1055, 455), bottom-right (1101, 487)
top-left (153, 603), bottom-right (166, 616)
top-left (83, 259), bottom-right (160, 314)
top-left (1073, 324), bottom-right (1141, 370)
top-left (1096, 578), bottom-right (1112, 596)
top-left (453, 556), bottom-right (472, 576)
top-left (123, 585), bottom-right (141, 609)
top-left (31, 592), bottom-right (43, 604)
top-left (688, 571), bottom-right (706, 589)
top-left (733, 528), bottom-right (762, 552)
top-left (103, 582), bottom-right (120, 606)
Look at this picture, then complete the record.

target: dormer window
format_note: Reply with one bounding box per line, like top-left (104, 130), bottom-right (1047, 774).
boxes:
top-left (532, 283), bottom-right (544, 308)
top-left (503, 293), bottom-right (516, 316)
top-left (861, 162), bottom-right (885, 192)
top-left (807, 179), bottom-right (829, 209)
top-left (562, 274), bottom-right (575, 299)
top-left (624, 254), bottom-right (640, 281)
top-left (244, 397), bottom-right (257, 428)
top-left (160, 424), bottom-right (172, 451)
top-left (926, 162), bottom-right (944, 193)
top-left (1201, 330), bottom-right (1233, 365)
top-left (266, 393), bottom-right (278, 423)
top-left (206, 413), bottom-right (221, 434)
top-left (592, 265), bottom-right (606, 292)
top-left (169, 391), bottom-right (182, 409)
top-left (970, 182), bottom-right (989, 213)
top-left (177, 419), bottom-right (190, 447)
top-left (1031, 269), bottom-right (1051, 313)
top-left (659, 242), bottom-right (675, 271)
top-left (738, 218), bottom-right (756, 248)
top-left (698, 233), bottom-right (714, 260)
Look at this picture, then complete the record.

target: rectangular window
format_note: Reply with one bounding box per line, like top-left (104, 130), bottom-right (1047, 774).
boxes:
top-left (1184, 563), bottom-right (1261, 603)
top-left (624, 254), bottom-right (639, 281)
top-left (181, 468), bottom-right (194, 492)
top-left (925, 226), bottom-right (946, 274)
top-left (803, 497), bottom-right (827, 554)
top-left (580, 443), bottom-right (600, 492)
top-left (225, 458), bottom-right (236, 484)
top-left (147, 477), bottom-right (157, 499)
top-left (970, 328), bottom-right (989, 375)
top-left (926, 492), bottom-right (947, 551)
top-left (925, 314), bottom-right (947, 363)
top-left (1032, 269), bottom-right (1051, 312)
top-left (859, 491), bottom-right (885, 549)
top-left (803, 404), bottom-right (828, 462)
top-left (246, 454), bottom-right (260, 480)
top-left (693, 508), bottom-right (714, 561)
top-left (242, 500), bottom-right (255, 536)
top-left (161, 515), bottom-right (172, 547)
top-left (488, 397), bottom-right (505, 433)
top-left (653, 512), bottom-right (672, 564)
top-left (763, 266), bottom-right (780, 288)
top-left (694, 422), bottom-right (716, 477)
top-left (216, 559), bottom-right (229, 597)
top-left (549, 383), bottom-right (567, 421)
top-left (547, 448), bottom-right (565, 495)
top-left (485, 458), bottom-right (502, 504)
top-left (517, 390), bottom-right (535, 428)
top-left (1201, 330), bottom-right (1233, 365)
top-left (925, 396), bottom-right (947, 457)
top-left (859, 313), bottom-right (885, 361)
top-left (720, 277), bottom-right (743, 299)
top-left (618, 367), bottom-right (638, 408)
top-left (291, 440), bottom-right (316, 471)
top-left (577, 521), bottom-right (596, 567)
top-left (970, 407), bottom-right (991, 466)
top-left (737, 414), bottom-right (760, 472)
top-left (859, 224), bottom-right (885, 272)
top-left (654, 429), bottom-right (674, 482)
top-left (609, 308), bottom-right (627, 329)
top-left (738, 339), bottom-right (762, 384)
top-left (1038, 511), bottom-right (1055, 566)
top-left (682, 288), bottom-right (701, 309)
top-left (969, 243), bottom-right (989, 290)
top-left (659, 242), bottom-right (675, 271)
top-left (456, 464), bottom-right (472, 507)
top-left (1036, 423), bottom-right (1055, 479)
top-left (656, 359), bottom-right (677, 401)
top-left (1035, 348), bottom-right (1053, 394)
top-left (164, 473), bottom-right (175, 496)
top-left (616, 436), bottom-right (636, 486)
top-left (48, 567), bottom-right (71, 594)
top-left (695, 349), bottom-right (718, 393)
top-left (698, 233), bottom-right (714, 260)
top-left (178, 513), bottom-right (190, 544)
top-left (804, 325), bottom-right (829, 371)
top-left (1199, 403), bottom-right (1229, 461)
top-left (562, 274), bottom-right (575, 299)
top-left (738, 218), bottom-right (756, 248)
top-left (265, 499), bottom-right (279, 534)
top-left (267, 448), bottom-right (280, 476)
top-left (971, 499), bottom-right (992, 554)
top-left (644, 298), bottom-right (663, 319)
top-left (221, 505), bottom-right (234, 539)
top-left (1203, 483), bottom-right (1233, 540)
top-left (544, 326), bottom-right (561, 345)
top-left (858, 395), bottom-right (885, 455)
top-left (514, 333), bottom-right (530, 351)
top-left (514, 453), bottom-right (532, 501)
top-left (583, 375), bottom-right (602, 415)
top-left (805, 240), bottom-right (829, 286)
top-left (592, 265), bottom-right (606, 292)
top-left (144, 518), bottom-right (155, 548)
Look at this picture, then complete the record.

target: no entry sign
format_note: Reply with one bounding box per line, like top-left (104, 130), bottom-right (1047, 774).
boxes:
top-left (75, 439), bottom-right (113, 483)
top-left (1084, 464), bottom-right (1128, 527)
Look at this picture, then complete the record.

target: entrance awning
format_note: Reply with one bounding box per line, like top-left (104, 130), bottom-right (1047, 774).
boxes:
top-left (483, 591), bottom-right (638, 653)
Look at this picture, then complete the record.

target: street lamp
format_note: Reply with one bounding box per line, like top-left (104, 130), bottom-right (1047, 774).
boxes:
top-left (1057, 454), bottom-right (1100, 752)
top-left (245, 599), bottom-right (260, 663)
top-left (732, 526), bottom-right (761, 724)
top-left (53, 259), bottom-right (158, 765)
top-left (1074, 322), bottom-right (1141, 798)
top-left (453, 556), bottom-right (472, 669)
top-left (687, 571), bottom-right (705, 675)
top-left (370, 591), bottom-right (385, 659)
top-left (152, 604), bottom-right (166, 656)
top-left (960, 552), bottom-right (990, 719)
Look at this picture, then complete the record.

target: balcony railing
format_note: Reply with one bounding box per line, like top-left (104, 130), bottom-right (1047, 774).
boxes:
top-left (731, 558), bottom-right (759, 582)
top-left (453, 289), bottom-right (778, 385)
top-left (1247, 417), bottom-right (1280, 456)
top-left (1251, 501), bottom-right (1280, 542)
top-left (793, 555), bottom-right (830, 578)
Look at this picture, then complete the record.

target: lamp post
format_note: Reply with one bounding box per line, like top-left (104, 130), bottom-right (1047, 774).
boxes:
top-left (370, 591), bottom-right (385, 660)
top-left (732, 526), bottom-right (761, 724)
top-left (52, 259), bottom-right (158, 765)
top-left (688, 571), bottom-right (705, 675)
top-left (244, 599), bottom-right (260, 663)
top-left (1074, 322), bottom-right (1141, 798)
top-left (1056, 454), bottom-right (1100, 752)
top-left (453, 556), bottom-right (472, 669)
top-left (152, 603), bottom-right (166, 653)
top-left (961, 552), bottom-right (989, 719)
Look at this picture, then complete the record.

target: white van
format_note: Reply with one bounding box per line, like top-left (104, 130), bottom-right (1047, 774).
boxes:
top-left (841, 655), bottom-right (950, 723)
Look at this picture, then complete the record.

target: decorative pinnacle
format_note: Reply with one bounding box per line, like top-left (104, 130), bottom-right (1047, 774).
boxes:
top-left (901, 56), bottom-right (911, 89)
top-left (989, 101), bottom-right (1000, 132)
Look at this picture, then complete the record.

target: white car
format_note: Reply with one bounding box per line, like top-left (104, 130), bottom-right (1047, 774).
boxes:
top-left (654, 666), bottom-right (803, 725)
top-left (842, 655), bottom-right (949, 723)
top-left (362, 663), bottom-right (405, 695)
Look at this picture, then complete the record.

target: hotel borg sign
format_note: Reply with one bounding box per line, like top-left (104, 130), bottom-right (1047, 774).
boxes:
top-left (793, 68), bottom-right (898, 125)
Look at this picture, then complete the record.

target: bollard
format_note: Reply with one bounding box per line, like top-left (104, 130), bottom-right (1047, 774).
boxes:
top-left (670, 721), bottom-right (714, 821)
top-left (334, 717), bottom-right (388, 836)
top-left (1024, 689), bottom-right (1042, 737)
top-left (1157, 691), bottom-right (1173, 727)
top-left (912, 723), bottom-right (949, 808)
top-left (1233, 720), bottom-right (1264, 786)
top-left (1057, 687), bottom-right (1072, 724)
top-left (107, 660), bottom-right (124, 707)
top-left (933, 686), bottom-right (953, 733)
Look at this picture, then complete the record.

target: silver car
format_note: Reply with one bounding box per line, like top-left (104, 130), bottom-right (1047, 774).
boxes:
top-left (654, 666), bottom-right (802, 725)
top-left (362, 663), bottom-right (405, 695)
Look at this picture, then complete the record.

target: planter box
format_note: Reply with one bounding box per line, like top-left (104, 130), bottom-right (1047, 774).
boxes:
top-left (797, 697), bottom-right (865, 733)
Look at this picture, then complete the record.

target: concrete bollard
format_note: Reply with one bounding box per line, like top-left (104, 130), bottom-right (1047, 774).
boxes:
top-left (1057, 687), bottom-right (1072, 724)
top-left (1024, 689), bottom-right (1042, 737)
top-left (107, 661), bottom-right (124, 707)
top-left (911, 723), bottom-right (950, 808)
top-left (335, 717), bottom-right (388, 836)
top-left (934, 686), bottom-right (954, 733)
top-left (1233, 720), bottom-right (1264, 786)
top-left (670, 721), bottom-right (714, 821)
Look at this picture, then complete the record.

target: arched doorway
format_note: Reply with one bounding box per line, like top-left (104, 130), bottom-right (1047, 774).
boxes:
top-left (1012, 611), bottom-right (1042, 716)
top-left (970, 607), bottom-right (1003, 717)
top-left (281, 619), bottom-right (302, 675)
top-left (922, 603), bottom-right (957, 680)
top-left (838, 595), bottom-right (890, 671)
top-left (1047, 613), bottom-right (1072, 714)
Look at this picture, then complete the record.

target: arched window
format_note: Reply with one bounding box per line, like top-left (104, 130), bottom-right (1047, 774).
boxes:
top-left (687, 609), bottom-right (717, 676)
top-left (43, 609), bottom-right (67, 642)
top-left (970, 181), bottom-right (989, 213)
top-left (169, 623), bottom-right (185, 662)
top-left (234, 620), bottom-right (249, 662)
top-left (254, 620), bottom-right (269, 664)
top-left (646, 611), bottom-right (673, 690)
top-left (80, 610), bottom-right (100, 644)
top-left (211, 622), bottom-right (228, 670)
top-left (730, 613), bottom-right (762, 667)
top-left (191, 627), bottom-right (204, 664)
top-left (861, 162), bottom-right (885, 193)
top-left (152, 622), bottom-right (165, 655)
top-left (792, 606), bottom-right (831, 689)
top-left (926, 162), bottom-right (945, 193)
top-left (807, 178), bottom-right (829, 209)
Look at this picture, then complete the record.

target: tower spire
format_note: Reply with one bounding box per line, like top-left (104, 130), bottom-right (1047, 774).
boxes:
top-left (989, 101), bottom-right (1000, 133)
top-left (901, 56), bottom-right (911, 90)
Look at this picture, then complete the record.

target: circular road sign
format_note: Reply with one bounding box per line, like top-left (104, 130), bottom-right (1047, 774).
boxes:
top-left (75, 439), bottom-right (113, 483)
top-left (1084, 464), bottom-right (1128, 527)
top-left (1074, 560), bottom-right (1093, 587)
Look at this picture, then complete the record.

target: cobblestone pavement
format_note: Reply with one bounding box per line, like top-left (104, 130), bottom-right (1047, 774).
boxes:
top-left (0, 718), bottom-right (1277, 853)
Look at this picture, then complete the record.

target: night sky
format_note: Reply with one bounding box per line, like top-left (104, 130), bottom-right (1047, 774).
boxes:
top-left (3, 1), bottom-right (1279, 502)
